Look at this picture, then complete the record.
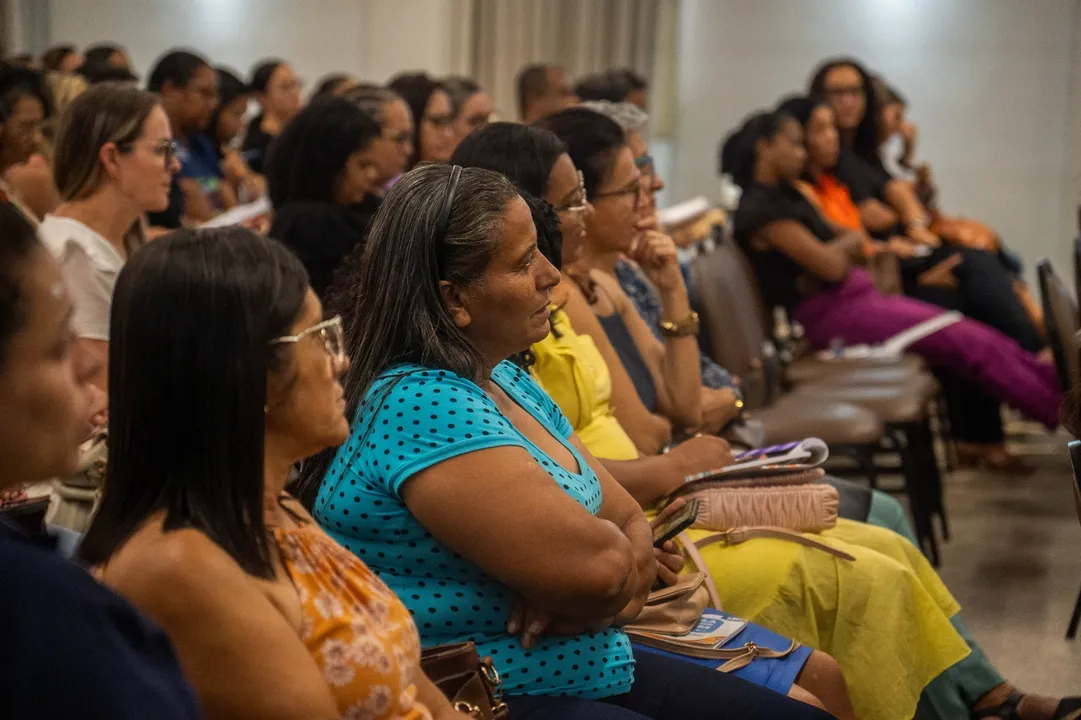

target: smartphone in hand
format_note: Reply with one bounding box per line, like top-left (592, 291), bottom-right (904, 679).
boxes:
top-left (652, 498), bottom-right (700, 548)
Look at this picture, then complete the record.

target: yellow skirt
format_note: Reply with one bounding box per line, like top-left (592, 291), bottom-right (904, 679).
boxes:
top-left (680, 519), bottom-right (971, 720)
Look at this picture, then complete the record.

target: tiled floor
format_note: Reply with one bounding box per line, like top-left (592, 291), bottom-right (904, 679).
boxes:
top-left (910, 432), bottom-right (1081, 696)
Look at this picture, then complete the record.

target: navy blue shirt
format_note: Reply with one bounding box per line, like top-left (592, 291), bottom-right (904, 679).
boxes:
top-left (0, 523), bottom-right (203, 719)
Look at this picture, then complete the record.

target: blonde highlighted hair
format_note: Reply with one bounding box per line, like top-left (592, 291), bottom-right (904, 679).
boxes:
top-left (52, 81), bottom-right (159, 202)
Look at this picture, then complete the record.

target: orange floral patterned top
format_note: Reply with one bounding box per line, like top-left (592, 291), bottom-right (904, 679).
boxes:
top-left (273, 521), bottom-right (433, 720)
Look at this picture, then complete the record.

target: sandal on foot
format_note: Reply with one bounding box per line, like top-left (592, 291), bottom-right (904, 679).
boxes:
top-left (974, 692), bottom-right (1081, 720)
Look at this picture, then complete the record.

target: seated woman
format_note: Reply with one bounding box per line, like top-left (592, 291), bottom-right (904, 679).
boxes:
top-left (242, 59), bottom-right (302, 175)
top-left (0, 62), bottom-right (59, 222)
top-left (809, 59), bottom-right (1041, 344)
top-left (450, 120), bottom-right (1079, 720)
top-left (304, 163), bottom-right (834, 720)
top-left (344, 84), bottom-right (414, 196)
top-left (38, 82), bottom-right (180, 394)
top-left (778, 93), bottom-right (1039, 470)
top-left (441, 76), bottom-right (493, 150)
top-left (449, 120), bottom-right (906, 533)
top-left (80, 227), bottom-right (470, 720)
top-left (266, 97), bottom-right (383, 297)
top-left (720, 109), bottom-right (1059, 430)
top-left (0, 203), bottom-right (200, 718)
top-left (191, 67), bottom-right (266, 209)
top-left (549, 104), bottom-right (748, 436)
top-left (387, 72), bottom-right (456, 170)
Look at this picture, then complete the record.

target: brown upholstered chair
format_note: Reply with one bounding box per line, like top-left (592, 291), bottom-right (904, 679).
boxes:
top-left (691, 237), bottom-right (948, 562)
top-left (1065, 440), bottom-right (1081, 639)
top-left (1039, 259), bottom-right (1080, 395)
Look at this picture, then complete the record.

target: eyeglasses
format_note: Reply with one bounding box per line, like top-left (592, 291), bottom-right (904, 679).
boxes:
top-left (553, 170), bottom-right (588, 214)
top-left (822, 85), bottom-right (864, 100)
top-left (118, 138), bottom-right (179, 168)
top-left (270, 315), bottom-right (345, 366)
top-left (591, 172), bottom-right (644, 211)
top-left (635, 155), bottom-right (660, 191)
top-left (424, 113), bottom-right (455, 130)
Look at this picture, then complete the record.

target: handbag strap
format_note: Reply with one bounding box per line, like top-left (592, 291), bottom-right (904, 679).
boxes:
top-left (716, 639), bottom-right (800, 673)
top-left (677, 531), bottom-right (722, 609)
top-left (695, 527), bottom-right (856, 562)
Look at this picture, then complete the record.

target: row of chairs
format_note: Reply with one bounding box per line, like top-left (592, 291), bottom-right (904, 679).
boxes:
top-left (688, 231), bottom-right (948, 564)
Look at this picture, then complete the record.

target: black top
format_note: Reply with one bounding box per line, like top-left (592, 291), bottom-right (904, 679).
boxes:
top-left (832, 150), bottom-right (891, 205)
top-left (732, 182), bottom-right (836, 313)
top-left (597, 311), bottom-right (658, 412)
top-left (0, 523), bottom-right (203, 719)
top-left (241, 116), bottom-right (274, 175)
top-left (269, 196), bottom-right (381, 297)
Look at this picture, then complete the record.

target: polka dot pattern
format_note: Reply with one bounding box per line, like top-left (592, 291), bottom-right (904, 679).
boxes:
top-left (314, 361), bottom-right (634, 699)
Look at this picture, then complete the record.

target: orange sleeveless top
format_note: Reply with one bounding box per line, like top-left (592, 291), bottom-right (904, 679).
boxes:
top-left (273, 522), bottom-right (433, 720)
top-left (810, 173), bottom-right (863, 231)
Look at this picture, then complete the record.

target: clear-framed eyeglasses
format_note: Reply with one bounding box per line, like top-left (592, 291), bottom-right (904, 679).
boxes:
top-left (553, 170), bottom-right (588, 214)
top-left (270, 315), bottom-right (345, 366)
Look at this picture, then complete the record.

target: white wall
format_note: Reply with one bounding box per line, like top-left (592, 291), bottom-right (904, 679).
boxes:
top-left (673, 0), bottom-right (1081, 286)
top-left (45, 0), bottom-right (460, 88)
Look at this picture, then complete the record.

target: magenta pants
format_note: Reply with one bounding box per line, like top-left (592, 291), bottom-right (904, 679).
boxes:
top-left (794, 269), bottom-right (1061, 429)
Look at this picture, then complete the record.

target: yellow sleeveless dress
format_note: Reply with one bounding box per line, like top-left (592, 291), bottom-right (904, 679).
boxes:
top-left (531, 308), bottom-right (971, 720)
top-left (530, 307), bottom-right (640, 461)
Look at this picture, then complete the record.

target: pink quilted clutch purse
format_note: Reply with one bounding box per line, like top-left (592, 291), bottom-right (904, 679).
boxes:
top-left (671, 468), bottom-right (838, 533)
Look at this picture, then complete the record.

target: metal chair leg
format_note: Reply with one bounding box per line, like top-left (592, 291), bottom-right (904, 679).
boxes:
top-left (890, 428), bottom-right (940, 566)
top-left (1068, 583), bottom-right (1081, 640)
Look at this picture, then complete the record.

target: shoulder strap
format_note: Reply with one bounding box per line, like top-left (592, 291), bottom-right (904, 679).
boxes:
top-left (695, 527), bottom-right (856, 562)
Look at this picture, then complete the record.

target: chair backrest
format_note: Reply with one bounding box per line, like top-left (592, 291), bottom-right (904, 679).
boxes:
top-left (689, 240), bottom-right (766, 376)
top-left (689, 237), bottom-right (779, 408)
top-left (1073, 236), bottom-right (1081, 304)
top-left (1067, 440), bottom-right (1081, 529)
top-left (1037, 259), bottom-right (1080, 393)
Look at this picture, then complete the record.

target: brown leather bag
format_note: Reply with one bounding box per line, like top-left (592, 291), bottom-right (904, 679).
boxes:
top-left (421, 642), bottom-right (509, 719)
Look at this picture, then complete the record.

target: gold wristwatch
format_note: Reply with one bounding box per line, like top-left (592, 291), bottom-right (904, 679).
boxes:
top-left (660, 311), bottom-right (700, 338)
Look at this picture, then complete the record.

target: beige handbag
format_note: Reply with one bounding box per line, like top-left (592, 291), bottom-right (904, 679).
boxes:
top-left (49, 429), bottom-right (106, 533)
top-left (626, 554), bottom-right (803, 673)
top-left (671, 468), bottom-right (839, 534)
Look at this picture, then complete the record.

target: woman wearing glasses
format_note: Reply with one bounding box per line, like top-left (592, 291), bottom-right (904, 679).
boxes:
top-left (80, 227), bottom-right (472, 720)
top-left (538, 107), bottom-right (706, 448)
top-left (38, 82), bottom-right (180, 395)
top-left (304, 162), bottom-right (830, 720)
top-left (387, 72), bottom-right (457, 169)
top-left (343, 84), bottom-right (415, 194)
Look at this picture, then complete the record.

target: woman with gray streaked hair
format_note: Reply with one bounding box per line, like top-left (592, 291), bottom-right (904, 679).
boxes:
top-left (343, 83), bottom-right (414, 192)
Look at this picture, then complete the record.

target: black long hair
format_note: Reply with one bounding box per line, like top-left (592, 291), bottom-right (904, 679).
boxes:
top-left (387, 72), bottom-right (443, 169)
top-left (535, 107), bottom-right (626, 199)
top-left (79, 228), bottom-right (309, 579)
top-left (0, 203), bottom-right (41, 367)
top-left (450, 122), bottom-right (566, 199)
top-left (296, 164), bottom-right (519, 504)
top-left (264, 96), bottom-right (382, 208)
top-left (451, 122), bottom-right (566, 269)
top-left (809, 57), bottom-right (881, 167)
